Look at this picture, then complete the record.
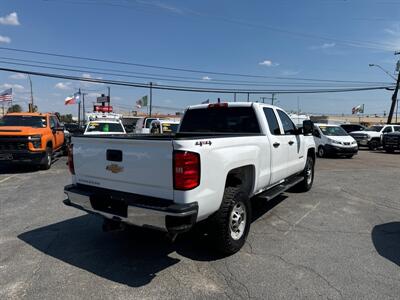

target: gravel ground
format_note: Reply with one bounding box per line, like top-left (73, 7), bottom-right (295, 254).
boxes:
top-left (1, 150), bottom-right (399, 299)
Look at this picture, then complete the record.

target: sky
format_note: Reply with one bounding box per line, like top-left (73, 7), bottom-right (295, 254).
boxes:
top-left (0, 0), bottom-right (400, 116)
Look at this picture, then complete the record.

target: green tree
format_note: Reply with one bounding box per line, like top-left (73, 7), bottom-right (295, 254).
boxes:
top-left (7, 104), bottom-right (23, 113)
top-left (59, 114), bottom-right (73, 123)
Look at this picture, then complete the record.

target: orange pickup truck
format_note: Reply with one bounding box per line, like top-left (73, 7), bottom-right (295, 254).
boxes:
top-left (0, 112), bottom-right (65, 169)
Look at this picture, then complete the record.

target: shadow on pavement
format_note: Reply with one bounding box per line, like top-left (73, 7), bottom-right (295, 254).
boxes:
top-left (372, 222), bottom-right (400, 266)
top-left (18, 194), bottom-right (288, 287)
top-left (0, 163), bottom-right (39, 174)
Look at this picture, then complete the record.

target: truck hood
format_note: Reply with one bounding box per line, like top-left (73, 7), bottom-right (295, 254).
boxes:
top-left (0, 126), bottom-right (48, 136)
top-left (351, 130), bottom-right (380, 137)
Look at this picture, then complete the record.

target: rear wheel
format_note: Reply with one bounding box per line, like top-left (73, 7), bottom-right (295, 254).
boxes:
top-left (210, 186), bottom-right (251, 255)
top-left (385, 148), bottom-right (394, 153)
top-left (368, 139), bottom-right (380, 150)
top-left (294, 155), bottom-right (314, 192)
top-left (39, 147), bottom-right (52, 170)
top-left (317, 146), bottom-right (325, 158)
top-left (345, 154), bottom-right (354, 158)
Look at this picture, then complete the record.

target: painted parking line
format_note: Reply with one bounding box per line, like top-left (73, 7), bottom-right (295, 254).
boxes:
top-left (0, 175), bottom-right (17, 184)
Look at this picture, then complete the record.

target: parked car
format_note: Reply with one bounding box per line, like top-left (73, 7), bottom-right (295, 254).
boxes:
top-left (349, 124), bottom-right (400, 150)
top-left (340, 124), bottom-right (366, 133)
top-left (382, 131), bottom-right (400, 153)
top-left (0, 112), bottom-right (65, 169)
top-left (84, 113), bottom-right (126, 136)
top-left (134, 117), bottom-right (163, 134)
top-left (313, 123), bottom-right (358, 158)
top-left (150, 119), bottom-right (180, 134)
top-left (64, 102), bottom-right (316, 254)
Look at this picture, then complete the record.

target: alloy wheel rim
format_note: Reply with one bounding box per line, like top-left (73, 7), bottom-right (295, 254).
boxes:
top-left (229, 202), bottom-right (247, 240)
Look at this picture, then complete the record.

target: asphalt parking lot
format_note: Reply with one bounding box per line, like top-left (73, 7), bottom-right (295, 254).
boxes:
top-left (1, 150), bottom-right (400, 299)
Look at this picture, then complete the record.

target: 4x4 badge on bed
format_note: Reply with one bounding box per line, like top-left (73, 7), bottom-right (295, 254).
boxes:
top-left (195, 140), bottom-right (212, 146)
top-left (106, 164), bottom-right (124, 173)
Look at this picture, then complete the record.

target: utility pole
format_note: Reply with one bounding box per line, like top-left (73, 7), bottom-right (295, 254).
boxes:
top-left (28, 75), bottom-right (34, 112)
top-left (247, 93), bottom-right (250, 102)
top-left (82, 92), bottom-right (87, 125)
top-left (234, 92), bottom-right (237, 102)
top-left (271, 93), bottom-right (276, 105)
top-left (388, 51), bottom-right (400, 124)
top-left (78, 88), bottom-right (81, 127)
top-left (260, 96), bottom-right (268, 103)
top-left (149, 82), bottom-right (153, 117)
top-left (107, 86), bottom-right (111, 106)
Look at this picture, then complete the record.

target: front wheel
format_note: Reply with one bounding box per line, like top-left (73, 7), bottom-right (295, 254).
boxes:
top-left (317, 146), bottom-right (325, 158)
top-left (211, 186), bottom-right (251, 255)
top-left (345, 154), bottom-right (354, 159)
top-left (294, 156), bottom-right (315, 192)
top-left (39, 147), bottom-right (52, 170)
top-left (368, 139), bottom-right (380, 150)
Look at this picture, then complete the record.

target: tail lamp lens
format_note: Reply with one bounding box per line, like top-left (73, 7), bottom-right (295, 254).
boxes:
top-left (67, 144), bottom-right (75, 175)
top-left (173, 151), bottom-right (200, 190)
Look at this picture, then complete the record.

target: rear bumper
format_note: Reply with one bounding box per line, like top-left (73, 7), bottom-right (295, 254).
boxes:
top-left (63, 184), bottom-right (198, 233)
top-left (0, 150), bottom-right (44, 163)
top-left (325, 144), bottom-right (358, 155)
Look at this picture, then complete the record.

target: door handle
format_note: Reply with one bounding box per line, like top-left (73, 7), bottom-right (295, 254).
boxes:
top-left (288, 141), bottom-right (294, 145)
top-left (273, 142), bottom-right (280, 148)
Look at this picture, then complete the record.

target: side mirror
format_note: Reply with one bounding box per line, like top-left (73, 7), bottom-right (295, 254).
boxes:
top-left (303, 120), bottom-right (313, 136)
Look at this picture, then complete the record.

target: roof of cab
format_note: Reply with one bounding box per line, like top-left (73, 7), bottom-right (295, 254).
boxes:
top-left (187, 101), bottom-right (281, 110)
top-left (5, 112), bottom-right (53, 117)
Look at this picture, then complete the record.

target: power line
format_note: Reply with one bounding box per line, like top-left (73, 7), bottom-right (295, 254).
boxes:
top-left (0, 47), bottom-right (394, 84)
top-left (0, 66), bottom-right (394, 94)
top-left (0, 59), bottom-right (390, 89)
top-left (0, 55), bottom-right (390, 86)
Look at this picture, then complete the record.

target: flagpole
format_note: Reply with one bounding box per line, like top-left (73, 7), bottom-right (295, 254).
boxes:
top-left (149, 82), bottom-right (153, 117)
top-left (78, 88), bottom-right (81, 127)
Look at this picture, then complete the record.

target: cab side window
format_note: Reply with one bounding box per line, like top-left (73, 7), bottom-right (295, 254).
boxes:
top-left (263, 108), bottom-right (281, 135)
top-left (383, 126), bottom-right (393, 133)
top-left (394, 126), bottom-right (400, 132)
top-left (50, 117), bottom-right (56, 129)
top-left (277, 110), bottom-right (296, 135)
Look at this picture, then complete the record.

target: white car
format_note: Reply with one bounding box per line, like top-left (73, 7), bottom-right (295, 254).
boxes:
top-left (349, 124), bottom-right (400, 150)
top-left (150, 119), bottom-right (180, 134)
top-left (313, 123), bottom-right (358, 158)
top-left (84, 120), bottom-right (126, 135)
top-left (65, 102), bottom-right (316, 254)
top-left (134, 117), bottom-right (163, 134)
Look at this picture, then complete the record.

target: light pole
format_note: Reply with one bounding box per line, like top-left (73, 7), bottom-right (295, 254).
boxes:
top-left (368, 64), bottom-right (397, 81)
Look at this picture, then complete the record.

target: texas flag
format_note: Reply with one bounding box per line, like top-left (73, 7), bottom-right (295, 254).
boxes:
top-left (64, 92), bottom-right (81, 105)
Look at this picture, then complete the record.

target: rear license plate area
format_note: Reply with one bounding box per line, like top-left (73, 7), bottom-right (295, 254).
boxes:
top-left (90, 193), bottom-right (128, 218)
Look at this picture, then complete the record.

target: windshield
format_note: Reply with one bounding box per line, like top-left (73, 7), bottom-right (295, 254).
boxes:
top-left (365, 126), bottom-right (383, 132)
top-left (0, 115), bottom-right (47, 128)
top-left (145, 118), bottom-right (157, 128)
top-left (318, 125), bottom-right (348, 136)
top-left (161, 123), bottom-right (179, 133)
top-left (85, 122), bottom-right (125, 133)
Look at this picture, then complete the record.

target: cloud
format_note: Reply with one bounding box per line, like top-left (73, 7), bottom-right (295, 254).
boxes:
top-left (310, 42), bottom-right (336, 50)
top-left (259, 60), bottom-right (279, 67)
top-left (202, 76), bottom-right (212, 81)
top-left (0, 83), bottom-right (24, 91)
top-left (0, 35), bottom-right (11, 44)
top-left (80, 73), bottom-right (104, 86)
top-left (54, 82), bottom-right (73, 90)
top-left (0, 12), bottom-right (20, 26)
top-left (136, 0), bottom-right (184, 14)
top-left (9, 73), bottom-right (27, 80)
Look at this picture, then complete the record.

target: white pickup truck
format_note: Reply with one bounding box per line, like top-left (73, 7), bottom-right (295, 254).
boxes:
top-left (64, 102), bottom-right (316, 254)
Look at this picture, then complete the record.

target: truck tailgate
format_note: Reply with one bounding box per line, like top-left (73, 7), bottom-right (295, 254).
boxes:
top-left (72, 136), bottom-right (174, 199)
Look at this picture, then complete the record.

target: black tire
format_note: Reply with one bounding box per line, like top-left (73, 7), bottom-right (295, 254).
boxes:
top-left (210, 186), bottom-right (251, 255)
top-left (39, 146), bottom-right (52, 170)
top-left (345, 154), bottom-right (354, 158)
top-left (385, 148), bottom-right (394, 153)
top-left (317, 146), bottom-right (325, 158)
top-left (294, 155), bottom-right (315, 192)
top-left (368, 139), bottom-right (380, 150)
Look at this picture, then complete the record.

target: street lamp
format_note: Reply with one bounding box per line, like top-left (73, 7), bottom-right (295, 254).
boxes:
top-left (368, 63), bottom-right (397, 81)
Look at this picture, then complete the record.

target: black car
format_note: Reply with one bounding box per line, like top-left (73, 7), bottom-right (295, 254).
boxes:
top-left (382, 132), bottom-right (400, 153)
top-left (340, 124), bottom-right (366, 133)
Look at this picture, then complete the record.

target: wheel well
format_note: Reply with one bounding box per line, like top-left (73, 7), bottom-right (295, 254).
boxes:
top-left (225, 165), bottom-right (255, 197)
top-left (46, 141), bottom-right (53, 149)
top-left (308, 148), bottom-right (316, 161)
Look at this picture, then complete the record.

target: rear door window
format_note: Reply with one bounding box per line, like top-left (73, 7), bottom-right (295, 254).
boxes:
top-left (179, 107), bottom-right (260, 133)
top-left (263, 108), bottom-right (281, 135)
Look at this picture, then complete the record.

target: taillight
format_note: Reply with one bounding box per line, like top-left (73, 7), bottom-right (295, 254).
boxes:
top-left (67, 144), bottom-right (75, 175)
top-left (208, 103), bottom-right (228, 108)
top-left (173, 151), bottom-right (200, 190)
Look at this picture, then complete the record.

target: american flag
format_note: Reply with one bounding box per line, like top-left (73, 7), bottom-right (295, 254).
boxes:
top-left (0, 88), bottom-right (12, 102)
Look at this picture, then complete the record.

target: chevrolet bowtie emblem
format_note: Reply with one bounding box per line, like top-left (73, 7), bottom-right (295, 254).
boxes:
top-left (106, 164), bottom-right (124, 173)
